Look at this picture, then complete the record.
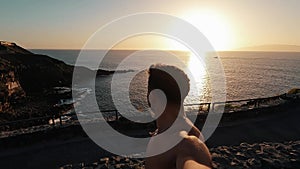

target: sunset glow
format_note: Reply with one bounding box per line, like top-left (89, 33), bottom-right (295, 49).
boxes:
top-left (180, 10), bottom-right (234, 51)
top-left (1, 1), bottom-right (299, 50)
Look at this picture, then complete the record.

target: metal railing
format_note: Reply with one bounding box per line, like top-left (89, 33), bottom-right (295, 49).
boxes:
top-left (0, 94), bottom-right (286, 137)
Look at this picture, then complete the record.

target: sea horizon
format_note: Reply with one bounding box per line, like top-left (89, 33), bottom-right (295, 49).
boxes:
top-left (27, 49), bottom-right (300, 110)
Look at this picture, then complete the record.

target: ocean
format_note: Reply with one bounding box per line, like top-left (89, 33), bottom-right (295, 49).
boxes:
top-left (31, 49), bottom-right (300, 113)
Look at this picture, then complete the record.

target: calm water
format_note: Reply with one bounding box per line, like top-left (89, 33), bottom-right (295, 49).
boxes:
top-left (31, 49), bottom-right (300, 112)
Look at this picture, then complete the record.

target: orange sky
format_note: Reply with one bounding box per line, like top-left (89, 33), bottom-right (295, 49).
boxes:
top-left (1, 1), bottom-right (299, 50)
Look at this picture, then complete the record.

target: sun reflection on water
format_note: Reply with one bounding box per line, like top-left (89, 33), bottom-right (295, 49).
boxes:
top-left (184, 51), bottom-right (209, 104)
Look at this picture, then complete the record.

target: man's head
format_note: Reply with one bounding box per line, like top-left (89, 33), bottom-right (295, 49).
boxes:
top-left (147, 64), bottom-right (190, 107)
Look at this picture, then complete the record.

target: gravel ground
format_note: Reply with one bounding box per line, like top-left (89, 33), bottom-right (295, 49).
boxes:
top-left (60, 140), bottom-right (300, 169)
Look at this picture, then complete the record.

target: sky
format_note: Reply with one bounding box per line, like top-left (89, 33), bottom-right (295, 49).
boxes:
top-left (0, 0), bottom-right (299, 50)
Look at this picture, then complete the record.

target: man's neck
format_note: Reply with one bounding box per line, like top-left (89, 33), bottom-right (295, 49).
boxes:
top-left (156, 103), bottom-right (185, 133)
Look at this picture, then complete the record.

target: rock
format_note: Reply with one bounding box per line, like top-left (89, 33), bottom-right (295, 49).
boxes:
top-left (212, 162), bottom-right (219, 169)
top-left (120, 164), bottom-right (131, 169)
top-left (71, 162), bottom-right (84, 169)
top-left (93, 162), bottom-right (99, 166)
top-left (113, 156), bottom-right (121, 162)
top-left (108, 165), bottom-right (115, 169)
top-left (60, 164), bottom-right (72, 169)
top-left (213, 156), bottom-right (229, 165)
top-left (96, 164), bottom-right (109, 169)
top-left (235, 152), bottom-right (247, 160)
top-left (99, 157), bottom-right (109, 164)
top-left (83, 167), bottom-right (93, 169)
top-left (260, 158), bottom-right (274, 167)
top-left (114, 164), bottom-right (123, 169)
top-left (246, 158), bottom-right (261, 168)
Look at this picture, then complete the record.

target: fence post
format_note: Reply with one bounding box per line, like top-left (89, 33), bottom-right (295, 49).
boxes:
top-left (115, 110), bottom-right (118, 121)
top-left (207, 103), bottom-right (211, 113)
top-left (52, 116), bottom-right (55, 127)
top-left (59, 116), bottom-right (62, 126)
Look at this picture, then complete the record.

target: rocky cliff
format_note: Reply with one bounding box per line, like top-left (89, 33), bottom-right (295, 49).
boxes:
top-left (0, 42), bottom-right (75, 123)
top-left (0, 41), bottom-right (74, 102)
top-left (0, 53), bottom-right (73, 94)
top-left (0, 41), bottom-right (131, 125)
top-left (0, 58), bottom-right (25, 112)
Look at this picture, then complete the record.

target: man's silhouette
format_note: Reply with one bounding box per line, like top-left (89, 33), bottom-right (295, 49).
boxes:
top-left (146, 64), bottom-right (212, 169)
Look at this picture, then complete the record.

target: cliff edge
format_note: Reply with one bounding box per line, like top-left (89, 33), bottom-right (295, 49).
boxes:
top-left (0, 42), bottom-right (76, 123)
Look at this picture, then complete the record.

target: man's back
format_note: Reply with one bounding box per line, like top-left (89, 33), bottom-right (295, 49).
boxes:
top-left (146, 130), bottom-right (212, 169)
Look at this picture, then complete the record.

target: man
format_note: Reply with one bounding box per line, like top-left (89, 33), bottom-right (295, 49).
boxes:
top-left (146, 64), bottom-right (212, 169)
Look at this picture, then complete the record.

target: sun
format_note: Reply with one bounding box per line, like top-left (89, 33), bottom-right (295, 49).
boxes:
top-left (179, 10), bottom-right (234, 51)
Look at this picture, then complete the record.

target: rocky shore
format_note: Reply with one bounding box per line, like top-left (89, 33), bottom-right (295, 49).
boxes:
top-left (60, 141), bottom-right (300, 169)
top-left (0, 41), bottom-right (132, 130)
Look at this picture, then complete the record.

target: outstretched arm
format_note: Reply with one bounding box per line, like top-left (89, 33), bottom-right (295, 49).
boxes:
top-left (177, 158), bottom-right (211, 169)
top-left (176, 135), bottom-right (212, 169)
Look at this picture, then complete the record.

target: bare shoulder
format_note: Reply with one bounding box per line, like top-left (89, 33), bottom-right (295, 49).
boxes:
top-left (178, 131), bottom-right (205, 147)
top-left (177, 131), bottom-right (212, 168)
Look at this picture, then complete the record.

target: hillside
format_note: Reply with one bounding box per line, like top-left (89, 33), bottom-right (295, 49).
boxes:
top-left (0, 41), bottom-right (136, 126)
top-left (236, 44), bottom-right (300, 52)
top-left (0, 41), bottom-right (128, 126)
top-left (0, 53), bottom-right (74, 93)
top-left (0, 42), bottom-right (76, 124)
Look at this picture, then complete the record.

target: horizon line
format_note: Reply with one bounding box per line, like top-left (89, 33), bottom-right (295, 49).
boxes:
top-left (28, 48), bottom-right (300, 53)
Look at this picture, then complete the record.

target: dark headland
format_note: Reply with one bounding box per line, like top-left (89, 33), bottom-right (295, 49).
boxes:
top-left (0, 41), bottom-right (131, 125)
